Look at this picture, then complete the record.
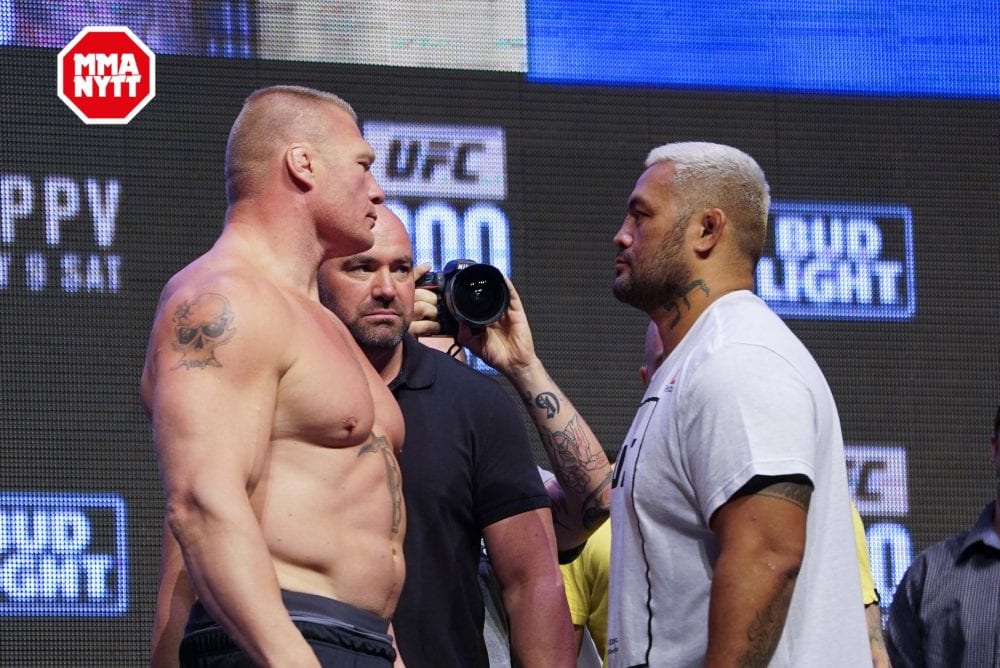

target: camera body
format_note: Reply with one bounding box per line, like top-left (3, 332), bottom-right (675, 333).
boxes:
top-left (415, 259), bottom-right (510, 336)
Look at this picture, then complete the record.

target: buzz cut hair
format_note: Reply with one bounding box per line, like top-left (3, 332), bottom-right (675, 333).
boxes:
top-left (224, 85), bottom-right (358, 203)
top-left (644, 142), bottom-right (771, 263)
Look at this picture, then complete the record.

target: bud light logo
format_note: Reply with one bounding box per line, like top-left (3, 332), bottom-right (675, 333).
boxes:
top-left (756, 203), bottom-right (916, 320)
top-left (0, 492), bottom-right (128, 617)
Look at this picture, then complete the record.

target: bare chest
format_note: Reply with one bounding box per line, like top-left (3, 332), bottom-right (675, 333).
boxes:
top-left (271, 311), bottom-right (378, 448)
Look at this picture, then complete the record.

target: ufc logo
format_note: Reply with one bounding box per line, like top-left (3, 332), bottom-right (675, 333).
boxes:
top-left (386, 139), bottom-right (485, 183)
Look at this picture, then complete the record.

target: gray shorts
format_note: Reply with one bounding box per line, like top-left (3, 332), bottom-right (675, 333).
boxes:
top-left (179, 589), bottom-right (395, 667)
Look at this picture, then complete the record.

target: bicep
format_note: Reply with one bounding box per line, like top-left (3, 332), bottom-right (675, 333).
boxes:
top-left (148, 289), bottom-right (282, 496)
top-left (710, 477), bottom-right (812, 556)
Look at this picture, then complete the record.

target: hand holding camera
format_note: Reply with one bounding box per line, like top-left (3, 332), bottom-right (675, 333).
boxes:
top-left (414, 259), bottom-right (510, 336)
top-left (410, 260), bottom-right (541, 378)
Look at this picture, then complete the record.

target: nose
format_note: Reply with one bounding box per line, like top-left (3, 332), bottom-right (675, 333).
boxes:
top-left (371, 269), bottom-right (397, 302)
top-left (368, 173), bottom-right (386, 205)
top-left (613, 219), bottom-right (633, 249)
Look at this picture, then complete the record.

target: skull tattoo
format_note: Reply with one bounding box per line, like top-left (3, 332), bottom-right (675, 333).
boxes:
top-left (171, 293), bottom-right (236, 369)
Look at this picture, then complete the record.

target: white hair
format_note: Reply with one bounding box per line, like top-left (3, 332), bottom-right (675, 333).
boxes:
top-left (644, 142), bottom-right (770, 261)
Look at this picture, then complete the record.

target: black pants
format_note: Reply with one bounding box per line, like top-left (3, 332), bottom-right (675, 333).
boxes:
top-left (178, 590), bottom-right (396, 667)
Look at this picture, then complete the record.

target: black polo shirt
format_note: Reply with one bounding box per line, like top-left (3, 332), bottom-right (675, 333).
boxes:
top-left (390, 335), bottom-right (549, 668)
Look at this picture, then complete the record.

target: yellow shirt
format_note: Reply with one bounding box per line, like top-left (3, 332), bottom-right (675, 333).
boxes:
top-left (560, 519), bottom-right (611, 665)
top-left (852, 502), bottom-right (879, 605)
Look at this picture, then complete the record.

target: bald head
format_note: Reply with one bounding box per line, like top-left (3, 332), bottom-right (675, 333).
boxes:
top-left (369, 206), bottom-right (412, 255)
top-left (225, 85), bottom-right (358, 204)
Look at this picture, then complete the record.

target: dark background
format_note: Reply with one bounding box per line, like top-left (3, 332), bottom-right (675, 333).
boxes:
top-left (1, 40), bottom-right (998, 664)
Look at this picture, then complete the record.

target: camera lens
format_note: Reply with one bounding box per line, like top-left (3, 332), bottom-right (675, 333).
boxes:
top-left (447, 264), bottom-right (510, 327)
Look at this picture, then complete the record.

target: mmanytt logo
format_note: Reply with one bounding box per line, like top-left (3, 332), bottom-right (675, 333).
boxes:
top-left (756, 202), bottom-right (916, 320)
top-left (0, 492), bottom-right (128, 617)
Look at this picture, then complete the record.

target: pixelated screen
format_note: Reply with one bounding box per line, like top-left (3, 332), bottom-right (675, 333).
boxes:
top-left (1, 0), bottom-right (998, 663)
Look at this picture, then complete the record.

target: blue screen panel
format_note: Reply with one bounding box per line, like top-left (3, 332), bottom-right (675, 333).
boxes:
top-left (527, 0), bottom-right (1000, 98)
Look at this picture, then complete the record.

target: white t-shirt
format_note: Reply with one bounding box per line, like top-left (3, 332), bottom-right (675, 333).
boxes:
top-left (607, 291), bottom-right (869, 667)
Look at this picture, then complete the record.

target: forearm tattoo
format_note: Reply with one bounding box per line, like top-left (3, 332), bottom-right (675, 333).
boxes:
top-left (170, 293), bottom-right (236, 370)
top-left (580, 474), bottom-right (612, 529)
top-left (540, 415), bottom-right (594, 492)
top-left (359, 435), bottom-right (403, 534)
top-left (738, 581), bottom-right (794, 668)
top-left (664, 279), bottom-right (709, 329)
top-left (541, 416), bottom-right (611, 527)
top-left (534, 392), bottom-right (559, 418)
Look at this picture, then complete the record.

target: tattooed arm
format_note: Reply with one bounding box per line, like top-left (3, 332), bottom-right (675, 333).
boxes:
top-left (459, 280), bottom-right (612, 554)
top-left (706, 476), bottom-right (812, 668)
top-left (141, 282), bottom-right (319, 667)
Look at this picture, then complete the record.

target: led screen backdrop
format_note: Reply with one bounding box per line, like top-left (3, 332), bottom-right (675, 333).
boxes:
top-left (1, 1), bottom-right (999, 664)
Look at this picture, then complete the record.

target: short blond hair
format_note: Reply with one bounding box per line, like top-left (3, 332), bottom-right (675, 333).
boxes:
top-left (225, 86), bottom-right (357, 203)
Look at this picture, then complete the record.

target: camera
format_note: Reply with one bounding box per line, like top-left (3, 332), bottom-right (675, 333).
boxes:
top-left (415, 259), bottom-right (510, 336)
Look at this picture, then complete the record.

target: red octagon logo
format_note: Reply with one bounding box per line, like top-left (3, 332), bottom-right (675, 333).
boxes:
top-left (57, 26), bottom-right (156, 125)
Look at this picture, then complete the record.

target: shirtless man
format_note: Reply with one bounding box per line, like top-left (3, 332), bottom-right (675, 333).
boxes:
top-left (141, 85), bottom-right (405, 667)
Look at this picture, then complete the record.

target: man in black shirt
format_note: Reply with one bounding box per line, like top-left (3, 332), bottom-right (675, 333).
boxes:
top-left (319, 206), bottom-right (609, 667)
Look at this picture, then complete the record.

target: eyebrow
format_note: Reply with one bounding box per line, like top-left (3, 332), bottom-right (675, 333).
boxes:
top-left (628, 194), bottom-right (652, 210)
top-left (343, 254), bottom-right (414, 266)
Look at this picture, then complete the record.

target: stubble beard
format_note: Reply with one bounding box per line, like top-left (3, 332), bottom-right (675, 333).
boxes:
top-left (613, 233), bottom-right (690, 312)
top-left (345, 314), bottom-right (409, 352)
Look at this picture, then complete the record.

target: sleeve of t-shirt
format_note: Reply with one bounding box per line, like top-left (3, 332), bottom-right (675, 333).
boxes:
top-left (472, 382), bottom-right (550, 529)
top-left (677, 342), bottom-right (819, 523)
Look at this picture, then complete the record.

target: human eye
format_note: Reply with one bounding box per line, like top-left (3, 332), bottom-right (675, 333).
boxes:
top-left (346, 261), bottom-right (373, 274)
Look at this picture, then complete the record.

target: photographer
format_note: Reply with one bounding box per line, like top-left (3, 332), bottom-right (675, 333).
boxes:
top-left (412, 262), bottom-right (612, 560)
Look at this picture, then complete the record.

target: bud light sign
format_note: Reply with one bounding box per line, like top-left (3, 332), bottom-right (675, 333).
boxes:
top-left (756, 202), bottom-right (916, 320)
top-left (0, 492), bottom-right (128, 616)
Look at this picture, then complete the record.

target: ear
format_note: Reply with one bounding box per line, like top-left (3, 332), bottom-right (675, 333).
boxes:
top-left (639, 364), bottom-right (650, 388)
top-left (690, 208), bottom-right (726, 256)
top-left (285, 143), bottom-right (316, 191)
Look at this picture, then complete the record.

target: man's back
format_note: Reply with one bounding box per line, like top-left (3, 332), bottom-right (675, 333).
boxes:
top-left (886, 501), bottom-right (1000, 668)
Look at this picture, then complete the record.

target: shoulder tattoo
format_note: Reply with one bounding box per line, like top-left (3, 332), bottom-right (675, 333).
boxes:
top-left (170, 293), bottom-right (236, 370)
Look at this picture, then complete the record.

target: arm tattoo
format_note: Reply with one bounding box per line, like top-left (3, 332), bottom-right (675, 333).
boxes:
top-left (738, 580), bottom-right (795, 668)
top-left (663, 280), bottom-right (710, 329)
top-left (170, 293), bottom-right (236, 370)
top-left (756, 481), bottom-right (812, 512)
top-left (534, 392), bottom-right (560, 418)
top-left (580, 473), bottom-right (612, 529)
top-left (359, 435), bottom-right (403, 534)
top-left (541, 416), bottom-right (611, 526)
top-left (540, 415), bottom-right (596, 493)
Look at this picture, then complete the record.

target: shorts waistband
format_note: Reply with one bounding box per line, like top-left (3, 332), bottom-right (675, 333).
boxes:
top-left (185, 589), bottom-right (390, 635)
